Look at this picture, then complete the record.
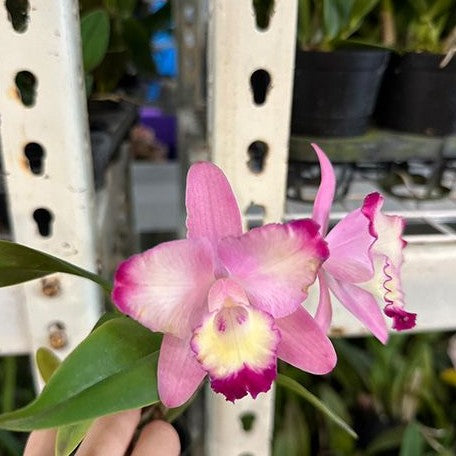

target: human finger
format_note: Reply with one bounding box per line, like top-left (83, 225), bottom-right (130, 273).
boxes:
top-left (76, 409), bottom-right (141, 456)
top-left (24, 429), bottom-right (57, 456)
top-left (131, 420), bottom-right (180, 456)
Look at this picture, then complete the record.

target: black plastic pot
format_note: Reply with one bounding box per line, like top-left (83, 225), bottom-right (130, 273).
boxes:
top-left (375, 52), bottom-right (456, 136)
top-left (291, 49), bottom-right (390, 137)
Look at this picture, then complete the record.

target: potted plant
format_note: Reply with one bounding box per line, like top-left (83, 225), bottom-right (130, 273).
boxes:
top-left (292, 0), bottom-right (391, 137)
top-left (78, 1), bottom-right (171, 183)
top-left (374, 0), bottom-right (456, 136)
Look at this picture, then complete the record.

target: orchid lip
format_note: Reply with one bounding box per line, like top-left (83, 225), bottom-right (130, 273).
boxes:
top-left (191, 286), bottom-right (280, 401)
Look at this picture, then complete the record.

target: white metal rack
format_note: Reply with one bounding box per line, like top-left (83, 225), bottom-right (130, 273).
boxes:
top-left (0, 1), bottom-right (102, 383)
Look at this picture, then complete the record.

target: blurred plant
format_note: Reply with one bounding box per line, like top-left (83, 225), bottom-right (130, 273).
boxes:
top-left (0, 357), bottom-right (34, 455)
top-left (275, 332), bottom-right (456, 455)
top-left (381, 0), bottom-right (456, 54)
top-left (297, 0), bottom-right (382, 50)
top-left (79, 0), bottom-right (171, 94)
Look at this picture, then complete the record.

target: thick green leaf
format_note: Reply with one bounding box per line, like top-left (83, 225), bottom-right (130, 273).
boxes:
top-left (0, 317), bottom-right (161, 430)
top-left (276, 374), bottom-right (357, 439)
top-left (0, 240), bottom-right (111, 292)
top-left (36, 348), bottom-right (61, 384)
top-left (399, 421), bottom-right (425, 456)
top-left (55, 420), bottom-right (92, 456)
top-left (36, 349), bottom-right (90, 456)
top-left (81, 9), bottom-right (110, 72)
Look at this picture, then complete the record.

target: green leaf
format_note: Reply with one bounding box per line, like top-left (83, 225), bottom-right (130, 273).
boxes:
top-left (81, 9), bottom-right (111, 73)
top-left (319, 384), bottom-right (355, 453)
top-left (84, 73), bottom-right (94, 97)
top-left (365, 425), bottom-right (405, 455)
top-left (273, 397), bottom-right (311, 456)
top-left (92, 311), bottom-right (124, 330)
top-left (342, 0), bottom-right (380, 39)
top-left (93, 49), bottom-right (129, 93)
top-left (428, 0), bottom-right (453, 19)
top-left (323, 0), bottom-right (354, 42)
top-left (297, 0), bottom-right (311, 48)
top-left (399, 421), bottom-right (425, 456)
top-left (36, 348), bottom-right (61, 384)
top-left (0, 317), bottom-right (161, 431)
top-left (122, 17), bottom-right (155, 74)
top-left (55, 420), bottom-right (92, 456)
top-left (0, 429), bottom-right (23, 456)
top-left (276, 374), bottom-right (357, 440)
top-left (35, 351), bottom-right (90, 456)
top-left (0, 240), bottom-right (112, 292)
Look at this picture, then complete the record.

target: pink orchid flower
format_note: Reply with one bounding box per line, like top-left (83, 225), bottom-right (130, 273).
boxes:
top-left (311, 144), bottom-right (416, 343)
top-left (112, 162), bottom-right (336, 407)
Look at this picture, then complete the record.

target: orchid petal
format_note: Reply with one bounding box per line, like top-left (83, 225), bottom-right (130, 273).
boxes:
top-left (191, 303), bottom-right (280, 402)
top-left (207, 277), bottom-right (249, 312)
top-left (218, 219), bottom-right (329, 318)
top-left (158, 334), bottom-right (206, 408)
top-left (324, 207), bottom-right (375, 283)
top-left (326, 275), bottom-right (388, 344)
top-left (186, 162), bottom-right (243, 246)
top-left (311, 144), bottom-right (336, 235)
top-left (315, 272), bottom-right (332, 333)
top-left (362, 193), bottom-right (406, 267)
top-left (112, 239), bottom-right (214, 338)
top-left (384, 303), bottom-right (417, 330)
top-left (276, 306), bottom-right (336, 374)
top-left (361, 193), bottom-right (415, 329)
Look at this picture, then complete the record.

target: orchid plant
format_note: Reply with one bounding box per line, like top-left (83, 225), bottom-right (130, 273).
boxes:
top-left (0, 145), bottom-right (416, 452)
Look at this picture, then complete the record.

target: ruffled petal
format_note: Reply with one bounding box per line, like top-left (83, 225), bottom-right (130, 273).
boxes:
top-left (186, 162), bottom-right (243, 246)
top-left (218, 219), bottom-right (328, 318)
top-left (384, 303), bottom-right (417, 330)
top-left (158, 334), bottom-right (206, 407)
top-left (276, 305), bottom-right (337, 374)
top-left (326, 275), bottom-right (388, 343)
top-left (315, 272), bottom-right (332, 333)
top-left (360, 193), bottom-right (415, 330)
top-left (312, 144), bottom-right (336, 236)
top-left (324, 207), bottom-right (375, 283)
top-left (112, 239), bottom-right (215, 338)
top-left (191, 302), bottom-right (280, 402)
top-left (362, 193), bottom-right (406, 267)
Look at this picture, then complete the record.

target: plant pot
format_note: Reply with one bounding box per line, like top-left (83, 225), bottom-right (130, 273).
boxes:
top-left (375, 52), bottom-right (456, 136)
top-left (291, 49), bottom-right (390, 137)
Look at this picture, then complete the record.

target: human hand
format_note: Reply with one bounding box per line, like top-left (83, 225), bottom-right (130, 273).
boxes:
top-left (24, 409), bottom-right (180, 456)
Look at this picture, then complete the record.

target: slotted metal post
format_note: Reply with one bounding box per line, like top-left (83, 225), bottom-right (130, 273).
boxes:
top-left (0, 0), bottom-right (102, 383)
top-left (206, 1), bottom-right (298, 454)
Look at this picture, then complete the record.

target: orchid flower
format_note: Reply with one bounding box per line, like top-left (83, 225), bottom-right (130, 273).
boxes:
top-left (112, 162), bottom-right (336, 407)
top-left (311, 144), bottom-right (416, 343)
